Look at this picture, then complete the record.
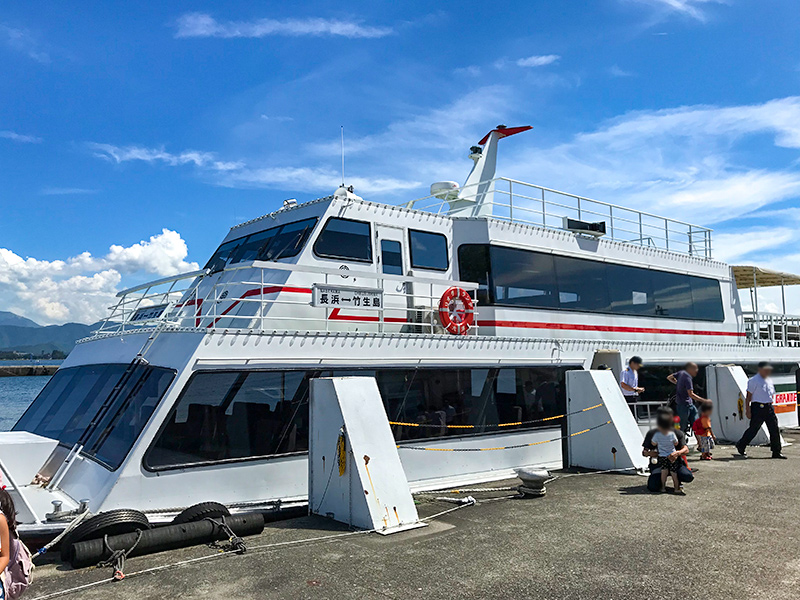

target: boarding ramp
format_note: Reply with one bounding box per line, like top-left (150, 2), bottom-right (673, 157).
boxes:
top-left (566, 370), bottom-right (648, 473)
top-left (706, 365), bottom-right (785, 446)
top-left (308, 377), bottom-right (424, 535)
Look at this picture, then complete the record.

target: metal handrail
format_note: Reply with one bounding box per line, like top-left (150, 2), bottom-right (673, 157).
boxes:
top-left (93, 261), bottom-right (480, 339)
top-left (404, 177), bottom-right (713, 259)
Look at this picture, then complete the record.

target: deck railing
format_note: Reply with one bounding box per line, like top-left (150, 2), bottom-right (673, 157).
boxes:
top-left (743, 311), bottom-right (800, 347)
top-left (91, 261), bottom-right (480, 339)
top-left (405, 177), bottom-right (713, 259)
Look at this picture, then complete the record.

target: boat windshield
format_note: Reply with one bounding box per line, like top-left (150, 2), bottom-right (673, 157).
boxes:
top-left (204, 217), bottom-right (318, 272)
top-left (14, 363), bottom-right (175, 470)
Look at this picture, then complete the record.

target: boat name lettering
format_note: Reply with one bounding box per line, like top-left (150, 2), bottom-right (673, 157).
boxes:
top-left (130, 304), bottom-right (169, 322)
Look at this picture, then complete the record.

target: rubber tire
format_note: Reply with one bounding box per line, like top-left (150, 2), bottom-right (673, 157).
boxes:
top-left (59, 509), bottom-right (150, 561)
top-left (171, 502), bottom-right (230, 525)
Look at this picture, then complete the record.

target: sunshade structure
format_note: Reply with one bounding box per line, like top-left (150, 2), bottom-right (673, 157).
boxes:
top-left (732, 265), bottom-right (800, 316)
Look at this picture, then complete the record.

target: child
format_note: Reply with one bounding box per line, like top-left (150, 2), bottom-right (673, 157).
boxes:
top-left (0, 487), bottom-right (17, 599)
top-left (692, 403), bottom-right (717, 460)
top-left (651, 411), bottom-right (683, 493)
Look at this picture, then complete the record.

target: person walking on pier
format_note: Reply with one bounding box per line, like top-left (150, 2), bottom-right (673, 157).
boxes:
top-left (620, 356), bottom-right (645, 416)
top-left (736, 362), bottom-right (786, 459)
top-left (667, 363), bottom-right (708, 434)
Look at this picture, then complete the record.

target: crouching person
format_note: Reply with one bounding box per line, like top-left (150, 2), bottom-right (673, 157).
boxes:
top-left (642, 407), bottom-right (693, 493)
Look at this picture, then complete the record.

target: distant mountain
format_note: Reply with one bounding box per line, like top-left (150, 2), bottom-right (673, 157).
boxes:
top-left (0, 311), bottom-right (41, 328)
top-left (0, 322), bottom-right (96, 354)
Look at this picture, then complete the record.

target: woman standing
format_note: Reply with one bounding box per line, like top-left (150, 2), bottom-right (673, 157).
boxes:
top-left (0, 488), bottom-right (17, 599)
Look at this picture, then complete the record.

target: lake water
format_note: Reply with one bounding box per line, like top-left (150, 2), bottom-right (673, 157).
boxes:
top-left (0, 376), bottom-right (49, 431)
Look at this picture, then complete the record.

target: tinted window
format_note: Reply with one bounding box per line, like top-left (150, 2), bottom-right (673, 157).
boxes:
top-left (145, 365), bottom-right (574, 469)
top-left (652, 272), bottom-right (694, 318)
top-left (555, 255), bottom-right (611, 311)
top-left (14, 364), bottom-right (128, 445)
top-left (314, 218), bottom-right (372, 262)
top-left (490, 246), bottom-right (557, 308)
top-left (83, 365), bottom-right (175, 470)
top-left (381, 240), bottom-right (403, 275)
top-left (15, 363), bottom-right (174, 470)
top-left (204, 239), bottom-right (246, 272)
top-left (457, 243), bottom-right (724, 321)
top-left (606, 263), bottom-right (654, 316)
top-left (230, 229), bottom-right (277, 264)
top-left (409, 230), bottom-right (448, 270)
top-left (203, 217), bottom-right (318, 271)
top-left (691, 277), bottom-right (724, 321)
top-left (146, 370), bottom-right (310, 469)
top-left (260, 218), bottom-right (317, 261)
top-left (458, 245), bottom-right (491, 305)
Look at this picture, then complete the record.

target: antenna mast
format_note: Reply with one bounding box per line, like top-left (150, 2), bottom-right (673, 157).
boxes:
top-left (340, 126), bottom-right (345, 185)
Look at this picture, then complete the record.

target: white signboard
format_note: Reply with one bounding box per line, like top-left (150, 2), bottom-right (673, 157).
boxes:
top-left (312, 284), bottom-right (383, 310)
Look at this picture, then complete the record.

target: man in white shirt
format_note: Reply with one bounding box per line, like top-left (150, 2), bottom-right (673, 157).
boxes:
top-left (736, 361), bottom-right (785, 459)
top-left (620, 356), bottom-right (645, 416)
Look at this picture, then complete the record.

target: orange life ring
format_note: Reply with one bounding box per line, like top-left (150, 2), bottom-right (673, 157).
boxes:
top-left (438, 287), bottom-right (474, 335)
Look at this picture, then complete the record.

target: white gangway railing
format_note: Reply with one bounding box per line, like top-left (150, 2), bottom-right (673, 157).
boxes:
top-left (405, 177), bottom-right (713, 259)
top-left (90, 261), bottom-right (480, 339)
top-left (742, 311), bottom-right (800, 347)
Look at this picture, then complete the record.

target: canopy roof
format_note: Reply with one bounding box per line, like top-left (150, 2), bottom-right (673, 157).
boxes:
top-left (732, 265), bottom-right (800, 289)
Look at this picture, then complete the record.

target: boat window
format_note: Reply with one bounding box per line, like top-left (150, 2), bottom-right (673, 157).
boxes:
top-left (490, 246), bottom-right (557, 308)
top-left (457, 243), bottom-right (724, 321)
top-left (145, 370), bottom-right (311, 470)
top-left (690, 277), bottom-right (725, 321)
top-left (144, 365), bottom-right (574, 470)
top-left (409, 230), bottom-right (448, 271)
top-left (204, 239), bottom-right (246, 272)
top-left (381, 240), bottom-right (403, 275)
top-left (456, 245), bottom-right (491, 305)
top-left (260, 217), bottom-right (318, 261)
top-left (13, 364), bottom-right (128, 446)
top-left (313, 218), bottom-right (373, 262)
top-left (202, 217), bottom-right (318, 272)
top-left (230, 229), bottom-right (277, 264)
top-left (82, 364), bottom-right (175, 470)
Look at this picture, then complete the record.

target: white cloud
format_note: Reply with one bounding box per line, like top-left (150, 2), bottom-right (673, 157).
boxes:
top-left (516, 55), bottom-right (560, 68)
top-left (174, 13), bottom-right (393, 39)
top-left (0, 230), bottom-right (199, 325)
top-left (0, 23), bottom-right (50, 63)
top-left (40, 187), bottom-right (97, 196)
top-left (609, 65), bottom-right (635, 77)
top-left (88, 143), bottom-right (243, 172)
top-left (0, 130), bottom-right (42, 143)
top-left (627, 0), bottom-right (727, 22)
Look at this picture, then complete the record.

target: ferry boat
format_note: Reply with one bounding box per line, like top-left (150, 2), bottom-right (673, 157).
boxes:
top-left (4, 125), bottom-right (799, 535)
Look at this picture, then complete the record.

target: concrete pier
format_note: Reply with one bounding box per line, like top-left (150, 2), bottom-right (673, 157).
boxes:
top-left (0, 364), bottom-right (58, 377)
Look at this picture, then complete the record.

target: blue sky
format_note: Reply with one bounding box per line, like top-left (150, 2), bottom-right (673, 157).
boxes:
top-left (1, 0), bottom-right (800, 324)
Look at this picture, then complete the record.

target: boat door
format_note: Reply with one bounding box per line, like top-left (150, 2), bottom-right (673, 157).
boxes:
top-left (375, 224), bottom-right (410, 330)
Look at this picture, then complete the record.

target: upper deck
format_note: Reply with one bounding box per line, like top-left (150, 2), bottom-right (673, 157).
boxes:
top-left (406, 176), bottom-right (713, 260)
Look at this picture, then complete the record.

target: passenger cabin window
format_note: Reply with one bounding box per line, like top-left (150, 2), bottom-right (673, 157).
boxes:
top-left (409, 230), bottom-right (448, 271)
top-left (457, 244), bottom-right (725, 322)
top-left (381, 240), bottom-right (403, 275)
top-left (144, 365), bottom-right (574, 470)
top-left (203, 217), bottom-right (318, 272)
top-left (14, 363), bottom-right (175, 470)
top-left (313, 218), bottom-right (372, 262)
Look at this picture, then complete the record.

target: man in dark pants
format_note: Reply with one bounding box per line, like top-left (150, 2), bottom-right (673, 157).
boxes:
top-left (642, 407), bottom-right (694, 492)
top-left (736, 361), bottom-right (786, 459)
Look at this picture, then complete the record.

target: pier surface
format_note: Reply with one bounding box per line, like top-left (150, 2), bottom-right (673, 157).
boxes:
top-left (32, 436), bottom-right (800, 600)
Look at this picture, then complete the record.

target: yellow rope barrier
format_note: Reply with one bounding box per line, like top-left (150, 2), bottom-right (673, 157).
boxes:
top-left (389, 403), bottom-right (603, 430)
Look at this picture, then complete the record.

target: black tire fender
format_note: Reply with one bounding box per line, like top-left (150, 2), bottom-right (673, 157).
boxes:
top-left (171, 502), bottom-right (231, 525)
top-left (59, 509), bottom-right (150, 561)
